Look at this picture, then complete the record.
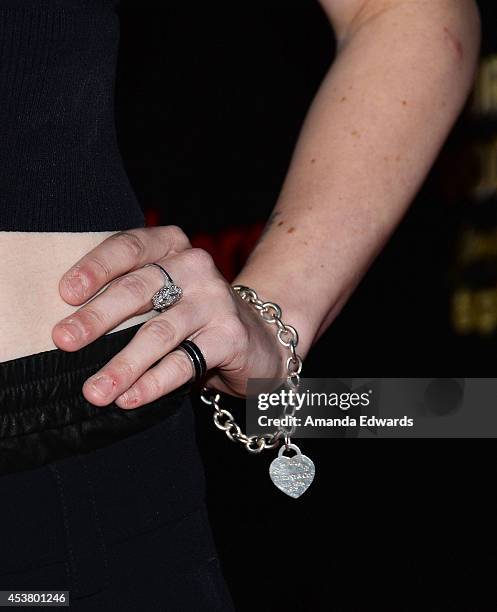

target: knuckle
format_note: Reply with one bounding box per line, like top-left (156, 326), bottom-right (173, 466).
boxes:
top-left (114, 273), bottom-right (149, 301)
top-left (113, 231), bottom-right (146, 261)
top-left (186, 247), bottom-right (215, 271)
top-left (171, 351), bottom-right (195, 380)
top-left (141, 316), bottom-right (178, 346)
top-left (87, 255), bottom-right (113, 284)
top-left (109, 357), bottom-right (137, 383)
top-left (142, 370), bottom-right (164, 398)
top-left (76, 307), bottom-right (108, 336)
top-left (166, 225), bottom-right (190, 250)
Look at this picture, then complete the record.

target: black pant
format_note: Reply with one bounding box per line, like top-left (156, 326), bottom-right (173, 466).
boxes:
top-left (0, 323), bottom-right (235, 611)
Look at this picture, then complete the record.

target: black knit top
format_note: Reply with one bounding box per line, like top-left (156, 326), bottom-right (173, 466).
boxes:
top-left (0, 0), bottom-right (146, 231)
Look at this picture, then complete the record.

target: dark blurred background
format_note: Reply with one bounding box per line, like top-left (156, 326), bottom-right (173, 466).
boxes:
top-left (115, 2), bottom-right (496, 610)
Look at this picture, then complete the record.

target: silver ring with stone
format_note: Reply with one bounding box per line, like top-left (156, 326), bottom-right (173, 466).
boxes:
top-left (143, 263), bottom-right (183, 312)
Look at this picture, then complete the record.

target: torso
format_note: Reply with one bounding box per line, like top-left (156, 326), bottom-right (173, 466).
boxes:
top-left (0, 232), bottom-right (156, 363)
top-left (0, 2), bottom-right (154, 363)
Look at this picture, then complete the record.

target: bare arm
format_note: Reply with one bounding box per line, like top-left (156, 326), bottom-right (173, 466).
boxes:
top-left (53, 0), bottom-right (482, 407)
top-left (234, 0), bottom-right (481, 357)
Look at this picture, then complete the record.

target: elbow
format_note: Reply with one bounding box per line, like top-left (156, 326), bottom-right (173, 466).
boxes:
top-left (444, 1), bottom-right (481, 70)
top-left (408, 0), bottom-right (481, 113)
top-left (435, 0), bottom-right (481, 103)
top-left (459, 0), bottom-right (481, 54)
top-left (331, 1), bottom-right (481, 90)
top-left (430, 2), bottom-right (481, 71)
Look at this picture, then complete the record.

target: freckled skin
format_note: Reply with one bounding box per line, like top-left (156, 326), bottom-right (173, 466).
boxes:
top-left (340, 96), bottom-right (347, 102)
top-left (443, 26), bottom-right (464, 64)
top-left (277, 221), bottom-right (284, 227)
top-left (287, 227), bottom-right (295, 234)
top-left (311, 158), bottom-right (316, 163)
top-left (402, 100), bottom-right (407, 106)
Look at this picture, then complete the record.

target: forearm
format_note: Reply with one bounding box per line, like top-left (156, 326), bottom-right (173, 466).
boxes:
top-left (234, 0), bottom-right (480, 358)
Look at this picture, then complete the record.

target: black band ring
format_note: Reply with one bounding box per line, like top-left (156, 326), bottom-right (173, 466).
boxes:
top-left (177, 340), bottom-right (207, 383)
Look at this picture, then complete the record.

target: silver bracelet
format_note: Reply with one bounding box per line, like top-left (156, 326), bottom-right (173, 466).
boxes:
top-left (200, 284), bottom-right (315, 499)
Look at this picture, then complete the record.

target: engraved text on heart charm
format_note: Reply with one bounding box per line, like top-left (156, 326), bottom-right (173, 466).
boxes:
top-left (269, 443), bottom-right (315, 498)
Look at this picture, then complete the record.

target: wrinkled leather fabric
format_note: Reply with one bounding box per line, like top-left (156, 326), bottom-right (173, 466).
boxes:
top-left (0, 322), bottom-right (192, 476)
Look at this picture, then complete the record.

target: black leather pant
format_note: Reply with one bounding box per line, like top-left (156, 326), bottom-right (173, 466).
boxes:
top-left (0, 323), bottom-right (235, 611)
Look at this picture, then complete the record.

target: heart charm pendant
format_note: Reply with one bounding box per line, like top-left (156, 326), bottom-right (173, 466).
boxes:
top-left (269, 443), bottom-right (315, 498)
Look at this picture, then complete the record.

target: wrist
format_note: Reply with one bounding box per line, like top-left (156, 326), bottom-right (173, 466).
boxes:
top-left (232, 271), bottom-right (318, 361)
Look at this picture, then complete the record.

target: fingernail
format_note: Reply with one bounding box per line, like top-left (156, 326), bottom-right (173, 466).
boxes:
top-left (117, 389), bottom-right (137, 407)
top-left (89, 375), bottom-right (116, 398)
top-left (61, 323), bottom-right (82, 343)
top-left (65, 276), bottom-right (86, 299)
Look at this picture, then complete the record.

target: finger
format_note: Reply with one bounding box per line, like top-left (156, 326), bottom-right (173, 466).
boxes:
top-left (53, 249), bottom-right (194, 351)
top-left (59, 226), bottom-right (191, 305)
top-left (113, 328), bottom-right (225, 409)
top-left (81, 304), bottom-right (211, 406)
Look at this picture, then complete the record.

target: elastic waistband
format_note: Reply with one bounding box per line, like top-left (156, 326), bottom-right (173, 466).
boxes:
top-left (0, 321), bottom-right (193, 475)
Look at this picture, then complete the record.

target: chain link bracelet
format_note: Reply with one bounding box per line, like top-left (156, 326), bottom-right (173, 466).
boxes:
top-left (200, 285), bottom-right (315, 498)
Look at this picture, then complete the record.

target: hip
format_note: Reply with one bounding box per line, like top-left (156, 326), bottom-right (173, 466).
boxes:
top-left (0, 231), bottom-right (156, 362)
top-left (0, 320), bottom-right (237, 609)
top-left (0, 320), bottom-right (194, 475)
top-left (0, 319), bottom-right (236, 610)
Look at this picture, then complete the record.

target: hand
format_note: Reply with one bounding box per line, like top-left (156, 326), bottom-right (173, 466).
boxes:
top-left (52, 227), bottom-right (286, 408)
